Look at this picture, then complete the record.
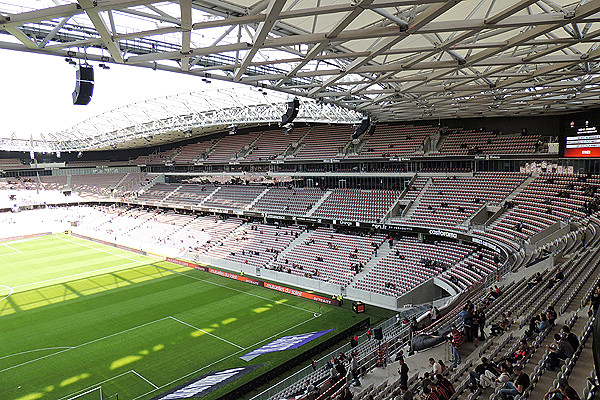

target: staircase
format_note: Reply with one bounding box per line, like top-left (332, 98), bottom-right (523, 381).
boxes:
top-left (306, 190), bottom-right (333, 216)
top-left (160, 185), bottom-right (183, 203)
top-left (245, 187), bottom-right (270, 211)
top-left (502, 172), bottom-right (539, 204)
top-left (113, 173), bottom-right (131, 194)
top-left (398, 177), bottom-right (433, 220)
top-left (349, 244), bottom-right (395, 285)
top-left (198, 186), bottom-right (222, 207)
top-left (266, 230), bottom-right (312, 269)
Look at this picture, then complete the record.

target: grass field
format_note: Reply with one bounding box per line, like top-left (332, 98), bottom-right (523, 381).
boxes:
top-left (0, 234), bottom-right (377, 400)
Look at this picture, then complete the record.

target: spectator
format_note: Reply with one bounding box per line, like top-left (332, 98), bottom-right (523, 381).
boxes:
top-left (438, 360), bottom-right (447, 374)
top-left (350, 352), bottom-right (361, 387)
top-left (399, 385), bottom-right (413, 400)
top-left (544, 378), bottom-right (580, 400)
top-left (421, 372), bottom-right (432, 391)
top-left (547, 306), bottom-right (557, 327)
top-left (429, 358), bottom-right (442, 375)
top-left (527, 272), bottom-right (543, 289)
top-left (494, 363), bottom-right (511, 388)
top-left (500, 365), bottom-right (529, 400)
top-left (537, 313), bottom-right (550, 333)
top-left (434, 374), bottom-right (455, 399)
top-left (545, 333), bottom-right (575, 371)
top-left (491, 313), bottom-right (509, 336)
top-left (448, 325), bottom-right (464, 367)
top-left (562, 325), bottom-right (580, 351)
top-left (398, 358), bottom-right (409, 387)
top-left (476, 307), bottom-right (486, 340)
top-left (589, 284), bottom-right (600, 317)
top-left (339, 386), bottom-right (353, 400)
top-left (459, 305), bottom-right (472, 342)
top-left (469, 357), bottom-right (492, 392)
top-left (302, 380), bottom-right (317, 400)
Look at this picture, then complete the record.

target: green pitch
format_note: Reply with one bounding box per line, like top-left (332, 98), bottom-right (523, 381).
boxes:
top-left (0, 234), bottom-right (374, 400)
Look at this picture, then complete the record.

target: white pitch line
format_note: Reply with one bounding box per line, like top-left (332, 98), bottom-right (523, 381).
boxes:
top-left (155, 264), bottom-right (319, 315)
top-left (0, 347), bottom-right (74, 361)
top-left (55, 234), bottom-right (147, 264)
top-left (168, 316), bottom-right (245, 350)
top-left (0, 317), bottom-right (171, 373)
top-left (2, 244), bottom-right (21, 253)
top-left (132, 369), bottom-right (159, 389)
top-left (11, 261), bottom-right (142, 290)
top-left (63, 234), bottom-right (323, 315)
top-left (57, 370), bottom-right (140, 400)
top-left (132, 313), bottom-right (322, 400)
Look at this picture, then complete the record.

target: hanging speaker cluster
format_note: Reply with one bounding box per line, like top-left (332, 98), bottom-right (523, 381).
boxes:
top-left (352, 116), bottom-right (374, 139)
top-left (73, 65), bottom-right (94, 105)
top-left (281, 98), bottom-right (300, 125)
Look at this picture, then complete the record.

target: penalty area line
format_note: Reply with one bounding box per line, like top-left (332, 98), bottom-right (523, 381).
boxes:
top-left (168, 316), bottom-right (244, 350)
top-left (154, 263), bottom-right (320, 315)
top-left (57, 369), bottom-right (156, 400)
top-left (132, 312), bottom-right (322, 400)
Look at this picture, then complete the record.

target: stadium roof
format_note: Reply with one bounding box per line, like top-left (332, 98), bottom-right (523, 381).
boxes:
top-left (2, 0), bottom-right (600, 136)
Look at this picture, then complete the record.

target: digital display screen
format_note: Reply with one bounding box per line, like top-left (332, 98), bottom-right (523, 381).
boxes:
top-left (564, 119), bottom-right (600, 157)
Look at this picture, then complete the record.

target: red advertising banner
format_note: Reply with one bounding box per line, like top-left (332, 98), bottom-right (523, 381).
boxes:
top-left (0, 232), bottom-right (52, 243)
top-left (164, 258), bottom-right (339, 306)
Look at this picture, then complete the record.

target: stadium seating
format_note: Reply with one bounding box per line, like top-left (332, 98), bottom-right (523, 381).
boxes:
top-left (208, 223), bottom-right (305, 268)
top-left (202, 185), bottom-right (266, 209)
top-left (353, 238), bottom-right (480, 296)
top-left (251, 187), bottom-right (325, 215)
top-left (311, 189), bottom-right (400, 223)
top-left (350, 124), bottom-right (436, 158)
top-left (244, 127), bottom-right (308, 161)
top-left (395, 172), bottom-right (527, 229)
top-left (269, 228), bottom-right (386, 285)
top-left (292, 125), bottom-right (353, 160)
top-left (205, 131), bottom-right (262, 163)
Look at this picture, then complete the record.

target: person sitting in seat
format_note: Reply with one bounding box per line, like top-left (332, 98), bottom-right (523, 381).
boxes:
top-left (499, 365), bottom-right (529, 400)
top-left (545, 333), bottom-right (575, 371)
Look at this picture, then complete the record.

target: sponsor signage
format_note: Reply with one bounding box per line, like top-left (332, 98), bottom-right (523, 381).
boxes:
top-left (163, 258), bottom-right (339, 306)
top-left (427, 229), bottom-right (458, 239)
top-left (240, 330), bottom-right (333, 361)
top-left (152, 365), bottom-right (262, 400)
top-left (262, 282), bottom-right (338, 305)
top-left (0, 232), bottom-right (52, 243)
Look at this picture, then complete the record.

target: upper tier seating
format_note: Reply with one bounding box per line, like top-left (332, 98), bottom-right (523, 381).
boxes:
top-left (244, 127), bottom-right (308, 162)
top-left (0, 158), bottom-right (26, 170)
top-left (270, 228), bottom-right (386, 285)
top-left (173, 141), bottom-right (216, 163)
top-left (350, 124), bottom-right (436, 158)
top-left (396, 172), bottom-right (527, 229)
top-left (205, 132), bottom-right (262, 163)
top-left (480, 173), bottom-right (600, 248)
top-left (312, 189), bottom-right (400, 223)
top-left (162, 184), bottom-right (215, 206)
top-left (70, 173), bottom-right (126, 197)
top-left (208, 223), bottom-right (305, 268)
top-left (403, 176), bottom-right (429, 202)
top-left (131, 147), bottom-right (179, 165)
top-left (202, 185), bottom-right (266, 210)
top-left (435, 130), bottom-right (542, 156)
top-left (39, 175), bottom-right (68, 191)
top-left (251, 187), bottom-right (325, 215)
top-left (293, 125), bottom-right (352, 160)
top-left (136, 183), bottom-right (179, 203)
top-left (353, 238), bottom-right (476, 296)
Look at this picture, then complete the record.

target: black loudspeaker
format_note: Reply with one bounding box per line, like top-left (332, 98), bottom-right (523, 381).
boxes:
top-left (352, 116), bottom-right (371, 139)
top-left (374, 327), bottom-right (383, 340)
top-left (73, 65), bottom-right (94, 105)
top-left (367, 123), bottom-right (377, 136)
top-left (281, 98), bottom-right (300, 125)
